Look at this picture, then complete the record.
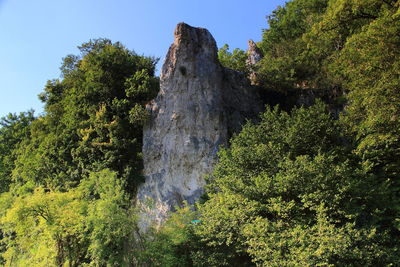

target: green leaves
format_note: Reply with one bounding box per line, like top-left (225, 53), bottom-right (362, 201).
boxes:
top-left (80, 170), bottom-right (135, 266)
top-left (1, 1), bottom-right (400, 265)
top-left (257, 0), bottom-right (329, 92)
top-left (0, 111), bottom-right (35, 193)
top-left (125, 69), bottom-right (159, 102)
top-left (0, 38), bottom-right (159, 265)
top-left (192, 101), bottom-right (400, 265)
top-left (1, 187), bottom-right (88, 266)
top-left (0, 169), bottom-right (135, 266)
top-left (137, 204), bottom-right (199, 267)
top-left (218, 44), bottom-right (248, 73)
top-left (11, 39), bottom-right (159, 190)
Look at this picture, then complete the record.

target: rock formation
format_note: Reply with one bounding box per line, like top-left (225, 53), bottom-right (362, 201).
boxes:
top-left (137, 23), bottom-right (263, 230)
top-left (246, 39), bottom-right (263, 86)
top-left (246, 39), bottom-right (263, 66)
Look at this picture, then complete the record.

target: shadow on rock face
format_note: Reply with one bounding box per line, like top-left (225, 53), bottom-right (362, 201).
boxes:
top-left (136, 22), bottom-right (263, 232)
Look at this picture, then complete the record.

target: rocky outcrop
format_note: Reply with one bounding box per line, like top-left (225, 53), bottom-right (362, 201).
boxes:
top-left (246, 39), bottom-right (263, 66)
top-left (137, 23), bottom-right (263, 230)
top-left (246, 39), bottom-right (263, 86)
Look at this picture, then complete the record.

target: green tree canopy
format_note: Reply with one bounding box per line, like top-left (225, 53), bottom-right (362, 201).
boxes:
top-left (193, 102), bottom-right (399, 266)
top-left (1, 169), bottom-right (136, 266)
top-left (13, 39), bottom-right (159, 191)
top-left (218, 44), bottom-right (248, 73)
top-left (0, 111), bottom-right (35, 193)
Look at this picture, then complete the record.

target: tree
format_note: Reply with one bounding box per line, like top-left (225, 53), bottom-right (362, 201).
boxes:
top-left (194, 102), bottom-right (400, 266)
top-left (136, 204), bottom-right (200, 267)
top-left (81, 170), bottom-right (137, 266)
top-left (12, 39), bottom-right (159, 191)
top-left (0, 169), bottom-right (135, 266)
top-left (331, 5), bottom-right (400, 182)
top-left (0, 111), bottom-right (35, 193)
top-left (1, 38), bottom-right (159, 266)
top-left (218, 44), bottom-right (248, 73)
top-left (256, 0), bottom-right (329, 92)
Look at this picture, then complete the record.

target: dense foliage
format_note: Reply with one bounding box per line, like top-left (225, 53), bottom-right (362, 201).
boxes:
top-left (0, 111), bottom-right (35, 193)
top-left (1, 169), bottom-right (135, 266)
top-left (1, 0), bottom-right (399, 265)
top-left (218, 44), bottom-right (248, 73)
top-left (13, 38), bottom-right (158, 191)
top-left (194, 103), bottom-right (399, 266)
top-left (0, 39), bottom-right (158, 266)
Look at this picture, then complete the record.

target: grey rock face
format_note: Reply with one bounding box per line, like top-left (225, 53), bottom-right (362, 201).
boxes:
top-left (246, 39), bottom-right (263, 86)
top-left (246, 39), bottom-right (263, 66)
top-left (137, 23), bottom-right (262, 230)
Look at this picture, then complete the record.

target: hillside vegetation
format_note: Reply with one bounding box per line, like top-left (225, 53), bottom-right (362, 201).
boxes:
top-left (1, 0), bottom-right (400, 266)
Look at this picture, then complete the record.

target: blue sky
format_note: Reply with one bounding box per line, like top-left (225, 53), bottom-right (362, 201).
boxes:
top-left (0, 0), bottom-right (286, 118)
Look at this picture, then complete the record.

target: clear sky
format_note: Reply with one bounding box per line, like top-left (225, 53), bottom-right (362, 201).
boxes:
top-left (0, 0), bottom-right (286, 118)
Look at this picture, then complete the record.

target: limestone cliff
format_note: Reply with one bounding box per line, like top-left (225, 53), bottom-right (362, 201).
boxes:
top-left (137, 23), bottom-right (262, 230)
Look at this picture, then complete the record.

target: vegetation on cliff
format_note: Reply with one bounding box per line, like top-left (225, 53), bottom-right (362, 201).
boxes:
top-left (1, 0), bottom-right (399, 266)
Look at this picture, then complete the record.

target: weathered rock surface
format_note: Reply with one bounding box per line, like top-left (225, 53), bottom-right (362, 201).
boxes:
top-left (246, 39), bottom-right (263, 66)
top-left (137, 23), bottom-right (263, 230)
top-left (246, 39), bottom-right (263, 86)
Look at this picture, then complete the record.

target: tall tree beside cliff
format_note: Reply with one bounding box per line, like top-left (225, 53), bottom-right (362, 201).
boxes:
top-left (12, 39), bottom-right (159, 191)
top-left (194, 103), bottom-right (399, 265)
